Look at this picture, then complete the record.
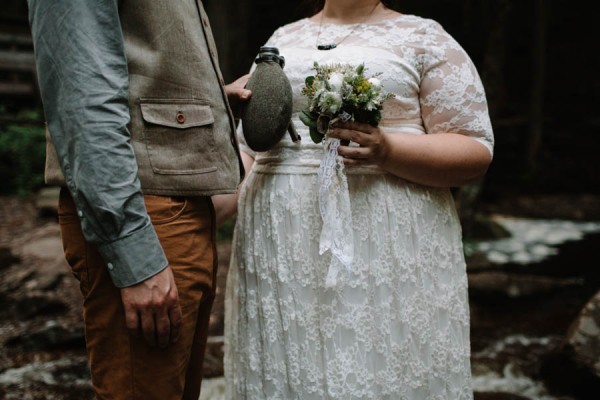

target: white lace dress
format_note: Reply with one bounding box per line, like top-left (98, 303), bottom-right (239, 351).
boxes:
top-left (224, 14), bottom-right (493, 400)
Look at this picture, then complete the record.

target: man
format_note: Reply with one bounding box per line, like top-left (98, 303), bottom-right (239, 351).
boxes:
top-left (27, 0), bottom-right (249, 398)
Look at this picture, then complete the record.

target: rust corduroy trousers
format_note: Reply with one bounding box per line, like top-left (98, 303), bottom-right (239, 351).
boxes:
top-left (58, 188), bottom-right (217, 400)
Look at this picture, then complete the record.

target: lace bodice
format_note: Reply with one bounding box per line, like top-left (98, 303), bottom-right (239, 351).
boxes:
top-left (239, 14), bottom-right (493, 158)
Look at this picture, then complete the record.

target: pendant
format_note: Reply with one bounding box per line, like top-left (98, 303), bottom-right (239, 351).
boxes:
top-left (317, 43), bottom-right (337, 51)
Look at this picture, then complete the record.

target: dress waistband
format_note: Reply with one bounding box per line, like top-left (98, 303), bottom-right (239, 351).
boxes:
top-left (251, 120), bottom-right (424, 175)
top-left (253, 146), bottom-right (386, 175)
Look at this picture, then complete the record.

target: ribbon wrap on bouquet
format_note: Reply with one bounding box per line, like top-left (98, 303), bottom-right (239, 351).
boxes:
top-left (317, 136), bottom-right (354, 288)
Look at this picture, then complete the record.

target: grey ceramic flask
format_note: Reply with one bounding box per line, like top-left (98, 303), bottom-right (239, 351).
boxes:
top-left (242, 47), bottom-right (300, 152)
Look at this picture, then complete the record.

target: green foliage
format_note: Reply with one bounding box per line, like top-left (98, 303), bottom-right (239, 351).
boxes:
top-left (0, 120), bottom-right (46, 196)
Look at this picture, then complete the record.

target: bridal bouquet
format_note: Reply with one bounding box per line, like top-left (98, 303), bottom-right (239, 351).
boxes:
top-left (299, 62), bottom-right (394, 143)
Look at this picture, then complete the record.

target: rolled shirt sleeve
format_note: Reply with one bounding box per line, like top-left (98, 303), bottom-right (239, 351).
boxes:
top-left (28, 0), bottom-right (168, 287)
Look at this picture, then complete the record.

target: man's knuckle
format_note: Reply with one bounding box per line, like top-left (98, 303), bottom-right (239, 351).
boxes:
top-left (138, 300), bottom-right (151, 310)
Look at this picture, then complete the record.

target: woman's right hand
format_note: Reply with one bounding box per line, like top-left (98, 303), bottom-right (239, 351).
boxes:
top-left (328, 121), bottom-right (391, 167)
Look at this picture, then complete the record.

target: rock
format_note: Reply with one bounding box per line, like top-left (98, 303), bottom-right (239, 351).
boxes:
top-left (19, 233), bottom-right (64, 262)
top-left (203, 336), bottom-right (224, 378)
top-left (565, 290), bottom-right (600, 377)
top-left (24, 259), bottom-right (68, 291)
top-left (0, 246), bottom-right (19, 270)
top-left (539, 348), bottom-right (600, 399)
top-left (482, 194), bottom-right (600, 221)
top-left (468, 271), bottom-right (583, 299)
top-left (2, 268), bottom-right (35, 292)
top-left (11, 224), bottom-right (70, 291)
top-left (466, 250), bottom-right (494, 271)
top-left (474, 392), bottom-right (531, 400)
top-left (538, 290), bottom-right (600, 398)
top-left (35, 186), bottom-right (60, 219)
top-left (199, 377), bottom-right (225, 400)
top-left (5, 321), bottom-right (85, 351)
top-left (14, 294), bottom-right (68, 319)
top-left (470, 214), bottom-right (512, 241)
top-left (0, 356), bottom-right (93, 400)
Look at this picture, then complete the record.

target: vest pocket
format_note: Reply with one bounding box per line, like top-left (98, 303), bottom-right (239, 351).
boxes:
top-left (140, 98), bottom-right (218, 175)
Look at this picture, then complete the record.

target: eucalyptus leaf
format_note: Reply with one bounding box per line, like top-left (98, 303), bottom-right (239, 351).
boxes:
top-left (309, 126), bottom-right (324, 144)
top-left (299, 109), bottom-right (317, 127)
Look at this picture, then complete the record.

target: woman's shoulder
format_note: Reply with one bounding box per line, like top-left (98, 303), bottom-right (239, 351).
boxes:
top-left (388, 13), bottom-right (462, 52)
top-left (390, 13), bottom-right (449, 37)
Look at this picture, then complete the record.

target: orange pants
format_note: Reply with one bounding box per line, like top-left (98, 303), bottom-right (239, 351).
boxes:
top-left (58, 188), bottom-right (217, 400)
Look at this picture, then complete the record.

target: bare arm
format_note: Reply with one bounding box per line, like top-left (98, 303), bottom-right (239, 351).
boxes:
top-left (331, 21), bottom-right (493, 188)
top-left (212, 151), bottom-right (255, 226)
top-left (330, 123), bottom-right (491, 188)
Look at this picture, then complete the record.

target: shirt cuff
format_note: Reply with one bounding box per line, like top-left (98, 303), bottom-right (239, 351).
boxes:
top-left (96, 223), bottom-right (168, 288)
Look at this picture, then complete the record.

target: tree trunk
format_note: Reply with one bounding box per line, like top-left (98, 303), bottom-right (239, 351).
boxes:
top-left (527, 0), bottom-right (548, 172)
top-left (455, 0), bottom-right (512, 238)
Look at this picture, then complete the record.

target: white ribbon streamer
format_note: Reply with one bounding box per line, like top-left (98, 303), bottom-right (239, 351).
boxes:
top-left (317, 137), bottom-right (354, 288)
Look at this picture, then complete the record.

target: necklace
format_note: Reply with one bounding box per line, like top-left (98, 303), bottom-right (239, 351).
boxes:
top-left (316, 1), bottom-right (381, 51)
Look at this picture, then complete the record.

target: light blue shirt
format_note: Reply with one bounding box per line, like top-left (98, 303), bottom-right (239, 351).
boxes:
top-left (28, 0), bottom-right (168, 287)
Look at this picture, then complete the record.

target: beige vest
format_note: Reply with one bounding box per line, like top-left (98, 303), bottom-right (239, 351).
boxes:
top-left (45, 0), bottom-right (243, 196)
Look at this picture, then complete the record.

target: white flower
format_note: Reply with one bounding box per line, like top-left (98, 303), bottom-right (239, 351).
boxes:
top-left (368, 77), bottom-right (381, 87)
top-left (328, 73), bottom-right (345, 92)
top-left (318, 91), bottom-right (343, 114)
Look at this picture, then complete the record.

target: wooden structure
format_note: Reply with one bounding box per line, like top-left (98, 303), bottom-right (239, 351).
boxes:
top-left (0, 32), bottom-right (38, 102)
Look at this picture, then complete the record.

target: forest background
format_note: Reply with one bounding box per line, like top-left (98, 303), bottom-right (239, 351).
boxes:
top-left (1, 0), bottom-right (599, 208)
top-left (1, 0), bottom-right (599, 219)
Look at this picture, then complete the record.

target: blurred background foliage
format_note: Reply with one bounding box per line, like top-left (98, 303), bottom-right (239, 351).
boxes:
top-left (0, 109), bottom-right (45, 196)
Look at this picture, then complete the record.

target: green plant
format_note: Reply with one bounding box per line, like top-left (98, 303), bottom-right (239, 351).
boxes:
top-left (0, 123), bottom-right (46, 196)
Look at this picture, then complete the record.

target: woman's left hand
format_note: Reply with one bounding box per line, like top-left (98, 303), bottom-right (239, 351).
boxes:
top-left (328, 121), bottom-right (390, 166)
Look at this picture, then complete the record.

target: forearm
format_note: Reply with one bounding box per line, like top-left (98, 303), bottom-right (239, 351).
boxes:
top-left (212, 151), bottom-right (255, 227)
top-left (212, 193), bottom-right (238, 228)
top-left (378, 132), bottom-right (492, 188)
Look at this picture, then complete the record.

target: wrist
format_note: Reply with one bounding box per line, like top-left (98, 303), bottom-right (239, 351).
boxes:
top-left (376, 131), bottom-right (392, 168)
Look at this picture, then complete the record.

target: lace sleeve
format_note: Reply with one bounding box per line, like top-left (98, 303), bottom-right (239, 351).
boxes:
top-left (418, 21), bottom-right (494, 157)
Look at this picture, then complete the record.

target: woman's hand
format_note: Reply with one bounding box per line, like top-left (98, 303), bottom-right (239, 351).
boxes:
top-left (328, 121), bottom-right (390, 167)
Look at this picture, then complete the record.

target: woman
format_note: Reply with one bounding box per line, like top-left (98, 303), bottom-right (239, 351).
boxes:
top-left (219, 0), bottom-right (493, 398)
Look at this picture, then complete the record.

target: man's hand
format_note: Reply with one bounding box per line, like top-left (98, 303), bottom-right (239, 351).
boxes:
top-left (120, 266), bottom-right (182, 348)
top-left (225, 74), bottom-right (252, 120)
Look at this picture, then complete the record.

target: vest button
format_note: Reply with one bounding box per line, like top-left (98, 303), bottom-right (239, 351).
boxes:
top-left (176, 112), bottom-right (186, 124)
